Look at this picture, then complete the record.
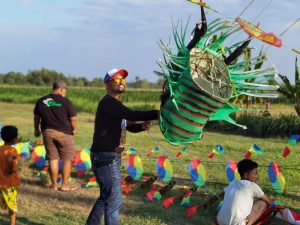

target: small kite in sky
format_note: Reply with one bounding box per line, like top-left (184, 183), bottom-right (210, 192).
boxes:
top-left (236, 18), bottom-right (282, 47)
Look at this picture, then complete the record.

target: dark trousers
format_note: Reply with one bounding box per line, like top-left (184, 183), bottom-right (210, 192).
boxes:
top-left (86, 152), bottom-right (122, 225)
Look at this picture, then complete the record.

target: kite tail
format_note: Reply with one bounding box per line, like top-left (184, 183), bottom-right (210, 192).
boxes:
top-left (229, 65), bottom-right (279, 98)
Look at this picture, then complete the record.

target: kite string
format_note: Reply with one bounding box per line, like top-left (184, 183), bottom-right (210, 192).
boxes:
top-left (279, 17), bottom-right (300, 37)
top-left (146, 130), bottom-right (179, 163)
top-left (264, 17), bottom-right (300, 53)
top-left (228, 0), bottom-right (274, 45)
top-left (252, 0), bottom-right (274, 24)
top-left (235, 0), bottom-right (257, 21)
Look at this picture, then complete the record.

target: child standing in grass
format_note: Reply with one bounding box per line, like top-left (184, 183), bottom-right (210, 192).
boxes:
top-left (0, 126), bottom-right (20, 225)
top-left (217, 159), bottom-right (273, 225)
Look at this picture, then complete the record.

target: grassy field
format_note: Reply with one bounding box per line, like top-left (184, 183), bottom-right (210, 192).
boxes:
top-left (0, 85), bottom-right (161, 112)
top-left (0, 101), bottom-right (299, 225)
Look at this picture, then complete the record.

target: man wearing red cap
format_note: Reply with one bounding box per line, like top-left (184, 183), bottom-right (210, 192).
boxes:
top-left (86, 68), bottom-right (159, 225)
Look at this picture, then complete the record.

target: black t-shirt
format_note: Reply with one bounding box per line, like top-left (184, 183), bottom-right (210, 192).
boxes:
top-left (34, 94), bottom-right (76, 135)
top-left (91, 95), bottom-right (159, 153)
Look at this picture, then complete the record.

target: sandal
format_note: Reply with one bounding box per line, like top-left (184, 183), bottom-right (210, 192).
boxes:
top-left (60, 186), bottom-right (78, 192)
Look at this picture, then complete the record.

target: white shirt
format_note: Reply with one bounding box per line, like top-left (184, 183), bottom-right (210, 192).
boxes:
top-left (217, 180), bottom-right (264, 225)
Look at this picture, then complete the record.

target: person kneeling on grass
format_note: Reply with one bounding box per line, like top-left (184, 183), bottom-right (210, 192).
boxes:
top-left (217, 159), bottom-right (273, 225)
top-left (0, 126), bottom-right (20, 225)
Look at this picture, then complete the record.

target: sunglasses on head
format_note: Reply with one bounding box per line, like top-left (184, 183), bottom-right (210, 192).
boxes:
top-left (112, 77), bottom-right (126, 84)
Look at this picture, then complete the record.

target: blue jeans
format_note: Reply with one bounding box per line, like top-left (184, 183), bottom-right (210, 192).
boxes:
top-left (86, 152), bottom-right (122, 225)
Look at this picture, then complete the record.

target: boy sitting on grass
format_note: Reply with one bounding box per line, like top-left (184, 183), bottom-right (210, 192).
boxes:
top-left (217, 159), bottom-right (273, 225)
top-left (0, 126), bottom-right (20, 225)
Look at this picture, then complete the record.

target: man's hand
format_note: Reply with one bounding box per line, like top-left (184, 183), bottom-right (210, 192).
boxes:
top-left (34, 129), bottom-right (41, 137)
top-left (142, 121), bottom-right (152, 131)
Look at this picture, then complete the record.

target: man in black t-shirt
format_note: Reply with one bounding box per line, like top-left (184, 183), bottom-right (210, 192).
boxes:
top-left (33, 80), bottom-right (77, 191)
top-left (86, 68), bottom-right (159, 225)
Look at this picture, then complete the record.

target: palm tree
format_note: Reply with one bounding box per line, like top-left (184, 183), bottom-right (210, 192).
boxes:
top-left (278, 57), bottom-right (300, 116)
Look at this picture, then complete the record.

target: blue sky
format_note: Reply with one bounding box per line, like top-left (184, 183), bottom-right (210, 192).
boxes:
top-left (0, 0), bottom-right (299, 82)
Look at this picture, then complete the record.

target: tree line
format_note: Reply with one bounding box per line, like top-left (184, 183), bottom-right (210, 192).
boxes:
top-left (0, 68), bottom-right (165, 89)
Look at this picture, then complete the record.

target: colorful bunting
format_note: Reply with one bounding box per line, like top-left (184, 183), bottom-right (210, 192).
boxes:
top-left (189, 158), bottom-right (206, 187)
top-left (122, 147), bottom-right (137, 156)
top-left (14, 141), bottom-right (32, 158)
top-left (188, 192), bottom-right (220, 217)
top-left (126, 154), bottom-right (143, 180)
top-left (186, 205), bottom-right (200, 217)
top-left (73, 148), bottom-right (91, 176)
top-left (175, 146), bottom-right (188, 157)
top-left (282, 135), bottom-right (300, 158)
top-left (226, 160), bottom-right (240, 183)
top-left (208, 144), bottom-right (224, 159)
top-left (162, 186), bottom-right (197, 209)
top-left (156, 156), bottom-right (173, 183)
top-left (245, 144), bottom-right (263, 159)
top-left (180, 190), bottom-right (193, 207)
top-left (268, 162), bottom-right (286, 194)
top-left (145, 185), bottom-right (162, 202)
top-left (146, 146), bottom-right (160, 157)
top-left (85, 176), bottom-right (98, 188)
top-left (35, 166), bottom-right (49, 182)
top-left (123, 183), bottom-right (137, 194)
top-left (163, 196), bottom-right (177, 208)
top-left (31, 145), bottom-right (46, 168)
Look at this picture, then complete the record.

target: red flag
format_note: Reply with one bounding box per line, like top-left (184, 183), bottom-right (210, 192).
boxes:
top-left (186, 205), bottom-right (199, 217)
top-left (208, 151), bottom-right (215, 159)
top-left (163, 196), bottom-right (177, 208)
top-left (122, 183), bottom-right (137, 194)
top-left (245, 151), bottom-right (252, 159)
top-left (175, 152), bottom-right (182, 157)
top-left (282, 146), bottom-right (291, 158)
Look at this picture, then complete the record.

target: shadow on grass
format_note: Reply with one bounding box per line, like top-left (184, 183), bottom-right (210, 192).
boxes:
top-left (0, 214), bottom-right (44, 225)
top-left (20, 177), bottom-right (97, 207)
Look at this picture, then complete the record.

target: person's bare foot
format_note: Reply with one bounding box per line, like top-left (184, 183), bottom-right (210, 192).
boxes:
top-left (52, 185), bottom-right (58, 191)
top-left (60, 185), bottom-right (78, 192)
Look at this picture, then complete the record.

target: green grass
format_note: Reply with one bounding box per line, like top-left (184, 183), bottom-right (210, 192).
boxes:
top-left (0, 85), bottom-right (161, 112)
top-left (0, 101), bottom-right (299, 225)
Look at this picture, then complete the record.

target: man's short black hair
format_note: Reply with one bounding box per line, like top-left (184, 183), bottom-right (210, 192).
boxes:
top-left (237, 159), bottom-right (258, 178)
top-left (53, 80), bottom-right (68, 90)
top-left (1, 125), bottom-right (18, 142)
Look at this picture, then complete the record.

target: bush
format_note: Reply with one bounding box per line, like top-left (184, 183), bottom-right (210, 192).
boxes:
top-left (207, 113), bottom-right (300, 138)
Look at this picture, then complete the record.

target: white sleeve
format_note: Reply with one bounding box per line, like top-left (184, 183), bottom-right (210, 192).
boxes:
top-left (252, 183), bottom-right (264, 198)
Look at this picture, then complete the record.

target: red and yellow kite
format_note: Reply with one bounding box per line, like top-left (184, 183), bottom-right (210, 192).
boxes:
top-left (236, 18), bottom-right (282, 47)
